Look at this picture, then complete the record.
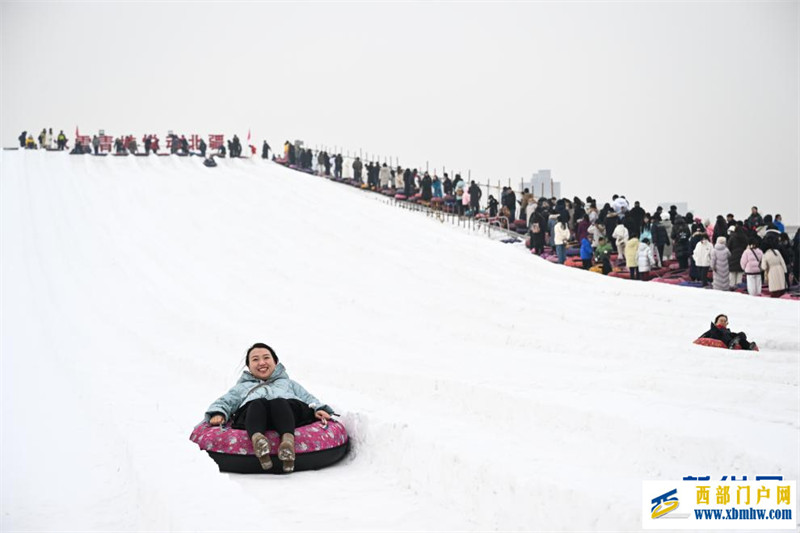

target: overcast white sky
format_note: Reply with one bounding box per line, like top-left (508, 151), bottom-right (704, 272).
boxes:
top-left (2, 1), bottom-right (797, 224)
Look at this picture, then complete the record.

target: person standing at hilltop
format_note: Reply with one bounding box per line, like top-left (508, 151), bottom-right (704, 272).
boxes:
top-left (745, 206), bottom-right (763, 232)
top-left (740, 240), bottom-right (764, 296)
top-left (352, 157), bottom-right (363, 184)
top-left (468, 181), bottom-right (482, 214)
top-left (334, 154), bottom-right (343, 178)
top-left (671, 217), bottom-right (691, 269)
top-left (379, 163), bottom-right (391, 189)
top-left (727, 223), bottom-right (748, 289)
top-left (712, 215), bottom-right (728, 244)
top-left (761, 244), bottom-right (788, 298)
top-left (692, 233), bottom-right (713, 287)
top-left (710, 236), bottom-right (731, 291)
top-left (421, 172), bottom-right (433, 201)
top-left (443, 173), bottom-right (453, 196)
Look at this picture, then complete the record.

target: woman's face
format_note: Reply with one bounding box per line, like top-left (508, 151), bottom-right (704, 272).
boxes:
top-left (248, 348), bottom-right (277, 380)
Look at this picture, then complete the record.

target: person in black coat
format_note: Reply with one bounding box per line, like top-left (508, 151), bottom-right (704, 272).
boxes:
top-left (699, 314), bottom-right (756, 350)
top-left (262, 141), bottom-right (270, 159)
top-left (403, 168), bottom-right (413, 197)
top-left (323, 153), bottom-right (331, 176)
top-left (688, 228), bottom-right (706, 280)
top-left (232, 135), bottom-right (242, 158)
top-left (792, 228), bottom-right (800, 284)
top-left (487, 195), bottom-right (499, 217)
top-left (529, 209), bottom-right (546, 255)
top-left (468, 181), bottom-right (482, 213)
top-left (598, 203), bottom-right (612, 224)
top-left (441, 174), bottom-right (452, 196)
top-left (334, 154), bottom-right (343, 178)
top-left (573, 198), bottom-right (586, 222)
top-left (668, 205), bottom-right (679, 223)
top-left (504, 188), bottom-right (517, 222)
top-left (18, 131), bottom-right (27, 148)
top-left (370, 163), bottom-right (379, 188)
top-left (554, 198), bottom-right (569, 223)
top-left (627, 201), bottom-right (645, 235)
top-left (712, 215), bottom-right (728, 244)
top-left (652, 219), bottom-right (670, 264)
top-left (198, 138), bottom-right (207, 157)
top-left (671, 219), bottom-right (692, 269)
top-left (420, 173), bottom-right (433, 201)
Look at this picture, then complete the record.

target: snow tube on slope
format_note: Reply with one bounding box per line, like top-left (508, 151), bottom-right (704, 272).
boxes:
top-left (650, 277), bottom-right (683, 285)
top-left (693, 338), bottom-right (759, 352)
top-left (190, 420), bottom-right (349, 474)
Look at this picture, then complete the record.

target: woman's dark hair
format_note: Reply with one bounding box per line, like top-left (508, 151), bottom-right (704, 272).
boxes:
top-left (714, 314), bottom-right (728, 324)
top-left (245, 343), bottom-right (278, 366)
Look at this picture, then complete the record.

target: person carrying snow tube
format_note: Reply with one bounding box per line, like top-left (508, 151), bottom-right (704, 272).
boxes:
top-left (697, 314), bottom-right (757, 351)
top-left (200, 343), bottom-right (339, 473)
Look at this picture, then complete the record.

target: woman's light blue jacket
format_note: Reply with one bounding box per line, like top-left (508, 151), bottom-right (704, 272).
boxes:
top-left (204, 363), bottom-right (332, 421)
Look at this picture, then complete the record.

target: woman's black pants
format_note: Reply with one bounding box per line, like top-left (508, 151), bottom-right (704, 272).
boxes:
top-left (242, 398), bottom-right (310, 437)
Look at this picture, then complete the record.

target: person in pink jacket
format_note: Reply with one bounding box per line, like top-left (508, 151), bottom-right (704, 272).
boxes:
top-left (740, 240), bottom-right (764, 296)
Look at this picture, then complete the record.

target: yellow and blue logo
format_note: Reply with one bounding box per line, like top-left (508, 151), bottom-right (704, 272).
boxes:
top-left (651, 488), bottom-right (679, 519)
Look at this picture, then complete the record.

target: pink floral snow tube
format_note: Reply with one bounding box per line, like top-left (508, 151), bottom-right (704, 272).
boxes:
top-left (190, 420), bottom-right (348, 456)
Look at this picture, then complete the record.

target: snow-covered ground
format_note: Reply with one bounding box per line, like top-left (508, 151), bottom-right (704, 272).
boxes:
top-left (2, 150), bottom-right (798, 531)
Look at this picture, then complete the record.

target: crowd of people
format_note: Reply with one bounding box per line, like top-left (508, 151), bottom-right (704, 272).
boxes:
top-left (278, 142), bottom-right (797, 299)
top-left (520, 197), bottom-right (796, 297)
top-left (14, 132), bottom-right (798, 298)
top-left (18, 128), bottom-right (68, 150)
top-left (17, 128), bottom-right (257, 161)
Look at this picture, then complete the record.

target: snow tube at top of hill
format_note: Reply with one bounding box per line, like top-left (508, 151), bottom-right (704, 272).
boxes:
top-left (190, 420), bottom-right (349, 474)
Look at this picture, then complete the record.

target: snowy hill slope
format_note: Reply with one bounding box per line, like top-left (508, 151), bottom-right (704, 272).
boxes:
top-left (2, 151), bottom-right (798, 531)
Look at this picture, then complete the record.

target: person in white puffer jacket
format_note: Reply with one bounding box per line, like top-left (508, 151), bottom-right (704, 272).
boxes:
top-left (612, 223), bottom-right (629, 266)
top-left (692, 233), bottom-right (713, 286)
top-left (637, 238), bottom-right (654, 279)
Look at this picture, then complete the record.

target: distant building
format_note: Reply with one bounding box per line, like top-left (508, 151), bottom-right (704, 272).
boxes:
top-left (526, 170), bottom-right (560, 198)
